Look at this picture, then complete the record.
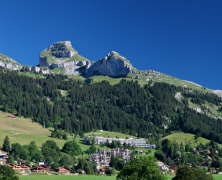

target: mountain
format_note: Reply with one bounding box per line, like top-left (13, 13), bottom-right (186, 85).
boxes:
top-left (0, 40), bottom-right (221, 96)
top-left (39, 41), bottom-right (90, 75)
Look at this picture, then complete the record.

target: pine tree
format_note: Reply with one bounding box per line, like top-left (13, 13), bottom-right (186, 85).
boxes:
top-left (3, 135), bottom-right (10, 153)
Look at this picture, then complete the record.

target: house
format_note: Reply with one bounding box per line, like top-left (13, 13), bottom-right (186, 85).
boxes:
top-left (170, 163), bottom-right (178, 170)
top-left (55, 166), bottom-right (70, 174)
top-left (5, 164), bottom-right (30, 173)
top-left (5, 116), bottom-right (16, 119)
top-left (161, 165), bottom-right (169, 171)
top-left (211, 167), bottom-right (217, 173)
top-left (200, 162), bottom-right (209, 168)
top-left (192, 147), bottom-right (196, 151)
top-left (100, 168), bottom-right (106, 174)
top-left (0, 154), bottom-right (9, 162)
top-left (156, 160), bottom-right (164, 167)
top-left (207, 155), bottom-right (212, 160)
top-left (38, 162), bottom-right (45, 165)
top-left (13, 164), bottom-right (31, 173)
top-left (0, 147), bottom-right (2, 153)
top-left (81, 170), bottom-right (86, 174)
top-left (187, 163), bottom-right (192, 167)
top-left (31, 165), bottom-right (50, 172)
top-left (0, 159), bottom-right (5, 165)
top-left (205, 149), bottom-right (211, 154)
top-left (6, 163), bottom-right (14, 167)
top-left (136, 150), bottom-right (146, 155)
top-left (216, 150), bottom-right (219, 153)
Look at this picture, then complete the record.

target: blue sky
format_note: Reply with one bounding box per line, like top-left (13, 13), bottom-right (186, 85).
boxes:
top-left (0, 0), bottom-right (221, 90)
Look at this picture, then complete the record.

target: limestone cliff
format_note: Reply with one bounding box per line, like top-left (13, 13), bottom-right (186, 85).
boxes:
top-left (23, 66), bottom-right (54, 74)
top-left (0, 53), bottom-right (22, 70)
top-left (85, 51), bottom-right (133, 78)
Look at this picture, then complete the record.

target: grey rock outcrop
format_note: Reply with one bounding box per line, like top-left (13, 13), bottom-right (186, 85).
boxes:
top-left (0, 53), bottom-right (22, 70)
top-left (85, 51), bottom-right (133, 78)
top-left (23, 66), bottom-right (54, 74)
top-left (212, 90), bottom-right (222, 97)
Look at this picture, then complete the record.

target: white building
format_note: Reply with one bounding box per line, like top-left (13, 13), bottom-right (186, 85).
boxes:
top-left (84, 136), bottom-right (156, 149)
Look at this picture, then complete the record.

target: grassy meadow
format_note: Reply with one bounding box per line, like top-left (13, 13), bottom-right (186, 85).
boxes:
top-left (163, 131), bottom-right (222, 148)
top-left (85, 130), bottom-right (137, 139)
top-left (17, 174), bottom-right (222, 180)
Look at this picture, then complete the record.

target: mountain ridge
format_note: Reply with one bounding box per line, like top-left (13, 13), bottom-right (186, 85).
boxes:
top-left (0, 41), bottom-right (221, 96)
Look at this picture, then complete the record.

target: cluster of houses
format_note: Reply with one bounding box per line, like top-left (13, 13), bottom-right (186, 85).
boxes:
top-left (4, 163), bottom-right (72, 174)
top-left (84, 136), bottom-right (156, 149)
top-left (89, 148), bottom-right (131, 170)
top-left (0, 147), bottom-right (75, 175)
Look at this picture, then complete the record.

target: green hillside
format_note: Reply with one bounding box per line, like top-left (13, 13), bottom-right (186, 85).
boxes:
top-left (163, 131), bottom-right (222, 148)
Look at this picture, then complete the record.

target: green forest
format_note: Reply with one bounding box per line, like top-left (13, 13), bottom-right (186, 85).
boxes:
top-left (0, 67), bottom-right (222, 144)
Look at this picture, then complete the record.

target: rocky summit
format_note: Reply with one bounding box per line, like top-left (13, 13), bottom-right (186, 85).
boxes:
top-left (38, 41), bottom-right (137, 77)
top-left (39, 41), bottom-right (90, 75)
top-left (85, 51), bottom-right (133, 78)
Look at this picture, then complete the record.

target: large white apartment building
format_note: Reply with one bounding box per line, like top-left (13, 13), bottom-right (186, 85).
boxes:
top-left (84, 136), bottom-right (156, 149)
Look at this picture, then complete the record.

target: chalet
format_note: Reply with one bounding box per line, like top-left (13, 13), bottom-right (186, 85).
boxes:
top-left (161, 165), bottom-right (169, 171)
top-left (192, 147), bottom-right (196, 151)
top-left (0, 154), bottom-right (9, 162)
top-left (13, 164), bottom-right (31, 173)
top-left (31, 165), bottom-right (50, 172)
top-left (205, 149), bottom-right (211, 154)
top-left (207, 155), bottom-right (212, 160)
top-left (136, 150), bottom-right (146, 155)
top-left (200, 162), bottom-right (209, 168)
top-left (211, 167), bottom-right (217, 173)
top-left (0, 158), bottom-right (5, 165)
top-left (170, 163), bottom-right (178, 170)
top-left (187, 163), bottom-right (192, 167)
top-left (5, 116), bottom-right (16, 119)
top-left (156, 160), bottom-right (164, 167)
top-left (100, 168), bottom-right (106, 174)
top-left (55, 166), bottom-right (70, 174)
top-left (5, 164), bottom-right (30, 173)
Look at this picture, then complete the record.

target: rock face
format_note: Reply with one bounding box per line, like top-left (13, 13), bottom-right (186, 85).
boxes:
top-left (85, 51), bottom-right (133, 78)
top-left (0, 53), bottom-right (22, 70)
top-left (23, 66), bottom-right (54, 74)
top-left (212, 90), bottom-right (222, 97)
top-left (39, 41), bottom-right (90, 75)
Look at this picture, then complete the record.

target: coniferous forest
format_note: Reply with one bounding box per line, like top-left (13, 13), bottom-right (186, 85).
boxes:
top-left (0, 67), bottom-right (222, 143)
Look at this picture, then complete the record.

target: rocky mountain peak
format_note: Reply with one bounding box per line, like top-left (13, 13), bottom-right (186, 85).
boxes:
top-left (84, 51), bottom-right (134, 78)
top-left (39, 41), bottom-right (90, 75)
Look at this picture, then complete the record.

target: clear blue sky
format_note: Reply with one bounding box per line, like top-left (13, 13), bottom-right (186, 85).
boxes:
top-left (0, 0), bottom-right (221, 90)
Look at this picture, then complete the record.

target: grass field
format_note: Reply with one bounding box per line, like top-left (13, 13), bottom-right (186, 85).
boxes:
top-left (19, 175), bottom-right (116, 180)
top-left (17, 174), bottom-right (222, 180)
top-left (85, 130), bottom-right (137, 139)
top-left (163, 131), bottom-right (222, 148)
top-left (18, 72), bottom-right (45, 79)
